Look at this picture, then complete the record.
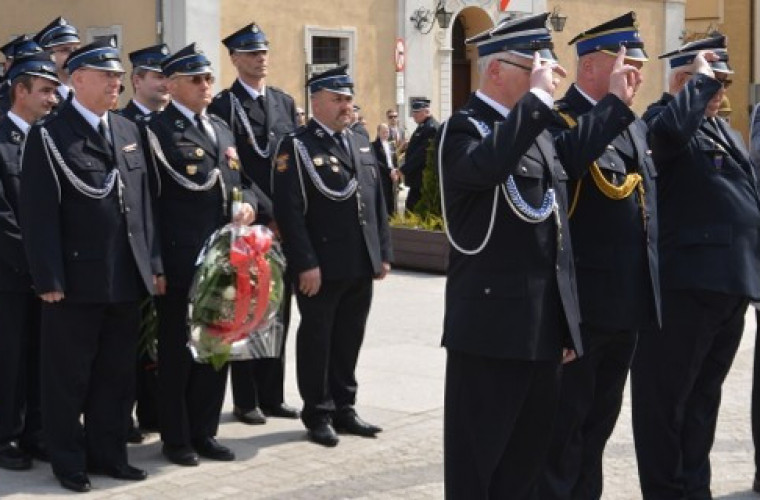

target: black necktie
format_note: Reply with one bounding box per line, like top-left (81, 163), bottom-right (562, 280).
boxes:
top-left (195, 114), bottom-right (214, 144)
top-left (98, 118), bottom-right (112, 146)
top-left (333, 131), bottom-right (348, 154)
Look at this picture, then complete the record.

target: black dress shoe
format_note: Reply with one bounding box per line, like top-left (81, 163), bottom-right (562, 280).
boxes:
top-left (56, 472), bottom-right (91, 493)
top-left (261, 403), bottom-right (301, 419)
top-left (109, 463), bottom-right (148, 481)
top-left (162, 443), bottom-right (199, 466)
top-left (90, 463), bottom-right (148, 481)
top-left (307, 423), bottom-right (339, 447)
top-left (333, 413), bottom-right (382, 437)
top-left (233, 406), bottom-right (267, 425)
top-left (192, 437), bottom-right (235, 461)
top-left (753, 477), bottom-right (760, 493)
top-left (0, 443), bottom-right (32, 471)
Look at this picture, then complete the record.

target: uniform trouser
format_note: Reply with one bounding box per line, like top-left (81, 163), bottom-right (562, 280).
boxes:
top-left (444, 349), bottom-right (562, 500)
top-left (752, 308), bottom-right (760, 481)
top-left (539, 326), bottom-right (637, 500)
top-left (230, 280), bottom-right (293, 410)
top-left (40, 301), bottom-right (138, 477)
top-left (295, 277), bottom-right (372, 428)
top-left (157, 289), bottom-right (228, 446)
top-left (631, 289), bottom-right (747, 499)
top-left (0, 292), bottom-right (41, 448)
top-left (134, 348), bottom-right (159, 429)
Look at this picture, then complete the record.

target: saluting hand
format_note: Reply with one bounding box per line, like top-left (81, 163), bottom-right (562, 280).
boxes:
top-left (692, 50), bottom-right (718, 79)
top-left (529, 52), bottom-right (567, 97)
top-left (608, 46), bottom-right (643, 106)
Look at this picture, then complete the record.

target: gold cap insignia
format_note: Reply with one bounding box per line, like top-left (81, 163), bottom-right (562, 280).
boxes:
top-left (329, 156), bottom-right (338, 164)
top-left (195, 148), bottom-right (204, 157)
top-left (313, 157), bottom-right (324, 167)
top-left (331, 165), bottom-right (340, 173)
top-left (186, 164), bottom-right (198, 176)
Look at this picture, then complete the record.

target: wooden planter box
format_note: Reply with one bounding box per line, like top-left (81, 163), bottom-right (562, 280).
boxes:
top-left (390, 226), bottom-right (450, 274)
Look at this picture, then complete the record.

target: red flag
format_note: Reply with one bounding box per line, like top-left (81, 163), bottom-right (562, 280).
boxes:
top-left (499, 0), bottom-right (510, 11)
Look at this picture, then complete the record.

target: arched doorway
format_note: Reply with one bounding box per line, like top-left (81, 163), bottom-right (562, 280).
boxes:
top-left (450, 7), bottom-right (494, 113)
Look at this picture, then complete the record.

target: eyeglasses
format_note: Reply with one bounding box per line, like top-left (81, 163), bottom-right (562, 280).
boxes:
top-left (498, 58), bottom-right (532, 72)
top-left (174, 74), bottom-right (215, 85)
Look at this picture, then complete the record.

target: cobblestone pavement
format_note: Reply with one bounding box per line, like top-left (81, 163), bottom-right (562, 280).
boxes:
top-left (1, 269), bottom-right (759, 499)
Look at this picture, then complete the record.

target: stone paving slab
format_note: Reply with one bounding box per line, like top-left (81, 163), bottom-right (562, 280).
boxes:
top-left (1, 269), bottom-right (760, 499)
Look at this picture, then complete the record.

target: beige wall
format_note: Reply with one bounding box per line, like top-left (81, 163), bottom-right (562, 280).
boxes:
top-left (546, 0), bottom-right (667, 117)
top-left (220, 0), bottom-right (398, 137)
top-left (0, 0), bottom-right (158, 108)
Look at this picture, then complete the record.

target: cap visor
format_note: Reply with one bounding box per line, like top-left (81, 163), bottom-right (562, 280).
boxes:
top-left (600, 47), bottom-right (649, 62)
top-left (510, 48), bottom-right (558, 63)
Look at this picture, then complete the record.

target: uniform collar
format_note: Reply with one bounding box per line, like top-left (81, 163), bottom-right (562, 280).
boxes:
top-left (131, 98), bottom-right (153, 115)
top-left (71, 96), bottom-right (108, 133)
top-left (172, 99), bottom-right (207, 122)
top-left (475, 89), bottom-right (509, 119)
top-left (6, 110), bottom-right (30, 135)
top-left (573, 83), bottom-right (598, 106)
top-left (237, 77), bottom-right (265, 100)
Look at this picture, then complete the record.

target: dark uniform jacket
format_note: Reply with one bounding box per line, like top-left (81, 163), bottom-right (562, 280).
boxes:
top-left (553, 84), bottom-right (661, 331)
top-left (401, 116), bottom-right (439, 188)
top-left (148, 102), bottom-right (257, 290)
top-left (272, 120), bottom-right (392, 280)
top-left (209, 81), bottom-right (296, 200)
top-left (119, 99), bottom-right (152, 124)
top-left (645, 74), bottom-right (760, 299)
top-left (0, 117), bottom-right (30, 292)
top-left (0, 81), bottom-right (10, 119)
top-left (438, 91), bottom-right (634, 361)
top-left (19, 103), bottom-right (160, 302)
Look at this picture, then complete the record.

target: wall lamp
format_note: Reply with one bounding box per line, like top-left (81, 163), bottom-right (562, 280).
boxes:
top-left (410, 1), bottom-right (454, 34)
top-left (549, 6), bottom-right (568, 32)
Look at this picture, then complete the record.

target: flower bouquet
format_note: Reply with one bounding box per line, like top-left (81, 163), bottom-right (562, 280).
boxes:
top-left (188, 223), bottom-right (285, 370)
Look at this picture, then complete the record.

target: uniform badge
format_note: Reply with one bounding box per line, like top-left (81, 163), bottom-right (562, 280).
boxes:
top-left (122, 143), bottom-right (138, 152)
top-left (313, 157), bottom-right (324, 167)
top-left (10, 131), bottom-right (21, 144)
top-left (275, 153), bottom-right (289, 172)
top-left (314, 128), bottom-right (325, 138)
top-left (175, 119), bottom-right (185, 130)
top-left (329, 156), bottom-right (338, 165)
top-left (186, 164), bottom-right (198, 175)
top-left (195, 148), bottom-right (204, 158)
top-left (359, 147), bottom-right (370, 153)
top-left (331, 165), bottom-right (340, 173)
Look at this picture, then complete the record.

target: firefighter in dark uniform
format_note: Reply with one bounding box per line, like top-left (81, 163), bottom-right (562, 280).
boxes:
top-left (539, 13), bottom-right (660, 500)
top-left (631, 36), bottom-right (760, 499)
top-left (19, 37), bottom-right (161, 492)
top-left (272, 65), bottom-right (392, 448)
top-left (0, 52), bottom-right (59, 472)
top-left (400, 97), bottom-right (438, 212)
top-left (33, 16), bottom-right (80, 107)
top-left (0, 35), bottom-right (45, 118)
top-left (117, 43), bottom-right (171, 444)
top-left (208, 23), bottom-right (300, 425)
top-left (437, 13), bottom-right (640, 499)
top-left (147, 43), bottom-right (257, 467)
top-left (121, 44), bottom-right (171, 123)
